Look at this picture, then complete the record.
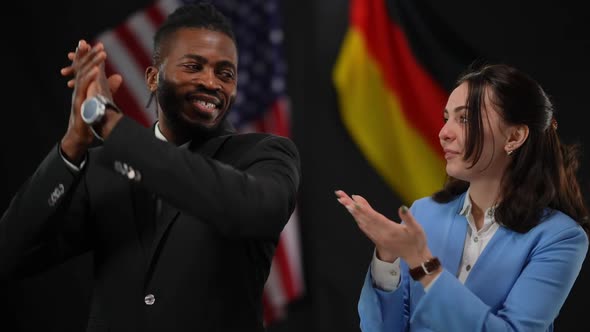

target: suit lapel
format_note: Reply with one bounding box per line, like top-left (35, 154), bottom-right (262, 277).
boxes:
top-left (146, 134), bottom-right (232, 269)
top-left (464, 226), bottom-right (510, 289)
top-left (130, 183), bottom-right (156, 265)
top-left (443, 196), bottom-right (468, 277)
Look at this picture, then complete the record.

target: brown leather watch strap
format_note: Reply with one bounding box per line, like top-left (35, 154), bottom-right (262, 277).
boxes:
top-left (409, 257), bottom-right (441, 281)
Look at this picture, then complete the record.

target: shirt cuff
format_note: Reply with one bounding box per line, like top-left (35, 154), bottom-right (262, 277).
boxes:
top-left (58, 144), bottom-right (87, 172)
top-left (370, 249), bottom-right (401, 292)
top-left (423, 272), bottom-right (442, 292)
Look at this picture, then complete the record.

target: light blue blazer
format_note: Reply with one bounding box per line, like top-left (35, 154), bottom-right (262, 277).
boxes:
top-left (358, 193), bottom-right (588, 332)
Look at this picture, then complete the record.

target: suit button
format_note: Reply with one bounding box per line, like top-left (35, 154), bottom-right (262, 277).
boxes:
top-left (144, 294), bottom-right (155, 305)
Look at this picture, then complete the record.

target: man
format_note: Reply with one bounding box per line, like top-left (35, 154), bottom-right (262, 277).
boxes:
top-left (0, 3), bottom-right (300, 331)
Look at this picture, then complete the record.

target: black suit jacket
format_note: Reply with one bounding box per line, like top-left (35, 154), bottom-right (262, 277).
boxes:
top-left (0, 117), bottom-right (301, 332)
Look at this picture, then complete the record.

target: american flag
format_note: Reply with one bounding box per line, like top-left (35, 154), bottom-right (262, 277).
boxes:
top-left (94, 0), bottom-right (304, 325)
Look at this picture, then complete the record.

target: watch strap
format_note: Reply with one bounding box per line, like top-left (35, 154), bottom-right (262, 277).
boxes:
top-left (87, 95), bottom-right (121, 141)
top-left (95, 94), bottom-right (121, 113)
top-left (408, 257), bottom-right (441, 281)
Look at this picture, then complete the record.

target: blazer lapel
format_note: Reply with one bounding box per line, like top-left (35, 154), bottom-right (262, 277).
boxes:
top-left (464, 226), bottom-right (510, 289)
top-left (442, 196), bottom-right (468, 277)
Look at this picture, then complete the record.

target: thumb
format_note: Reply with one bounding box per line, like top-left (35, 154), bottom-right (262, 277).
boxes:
top-left (398, 205), bottom-right (419, 229)
top-left (107, 74), bottom-right (123, 95)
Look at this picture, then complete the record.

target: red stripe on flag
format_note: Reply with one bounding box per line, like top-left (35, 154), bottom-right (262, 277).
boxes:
top-left (146, 3), bottom-right (167, 27)
top-left (104, 61), bottom-right (151, 127)
top-left (255, 99), bottom-right (290, 136)
top-left (114, 25), bottom-right (153, 70)
top-left (268, 99), bottom-right (290, 137)
top-left (255, 118), bottom-right (266, 133)
top-left (349, 0), bottom-right (446, 156)
top-left (274, 240), bottom-right (298, 300)
top-left (262, 292), bottom-right (276, 325)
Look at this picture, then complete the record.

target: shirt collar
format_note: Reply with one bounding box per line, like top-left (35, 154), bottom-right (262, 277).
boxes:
top-left (459, 189), bottom-right (472, 217)
top-left (154, 121), bottom-right (194, 150)
top-left (460, 187), bottom-right (497, 227)
top-left (154, 121), bottom-right (167, 142)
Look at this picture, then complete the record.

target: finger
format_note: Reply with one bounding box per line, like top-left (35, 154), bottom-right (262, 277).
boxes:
top-left (61, 66), bottom-right (74, 77)
top-left (336, 198), bottom-right (354, 215)
top-left (75, 50), bottom-right (107, 81)
top-left (347, 195), bottom-right (382, 228)
top-left (107, 74), bottom-right (123, 95)
top-left (93, 41), bottom-right (104, 51)
top-left (72, 66), bottom-right (100, 108)
top-left (350, 194), bottom-right (386, 221)
top-left (60, 52), bottom-right (77, 80)
top-left (72, 41), bottom-right (103, 74)
top-left (77, 39), bottom-right (89, 52)
top-left (77, 43), bottom-right (105, 66)
top-left (335, 190), bottom-right (354, 208)
top-left (334, 190), bottom-right (349, 199)
top-left (336, 198), bottom-right (355, 214)
top-left (67, 79), bottom-right (75, 88)
top-left (398, 205), bottom-right (419, 229)
top-left (75, 65), bottom-right (100, 92)
top-left (74, 40), bottom-right (90, 60)
top-left (350, 194), bottom-right (373, 210)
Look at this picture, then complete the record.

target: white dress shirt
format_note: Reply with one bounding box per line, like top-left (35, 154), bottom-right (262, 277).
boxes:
top-left (371, 189), bottom-right (500, 291)
top-left (61, 122), bottom-right (167, 172)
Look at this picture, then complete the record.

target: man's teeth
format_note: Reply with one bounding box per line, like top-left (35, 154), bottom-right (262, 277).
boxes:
top-left (197, 100), bottom-right (217, 109)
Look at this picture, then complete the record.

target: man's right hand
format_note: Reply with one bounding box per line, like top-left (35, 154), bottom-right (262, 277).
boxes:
top-left (60, 40), bottom-right (121, 164)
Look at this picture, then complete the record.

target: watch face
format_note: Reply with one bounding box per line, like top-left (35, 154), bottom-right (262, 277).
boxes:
top-left (81, 97), bottom-right (104, 124)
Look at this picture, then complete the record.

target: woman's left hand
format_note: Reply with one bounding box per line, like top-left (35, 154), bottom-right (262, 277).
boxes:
top-left (335, 190), bottom-right (432, 268)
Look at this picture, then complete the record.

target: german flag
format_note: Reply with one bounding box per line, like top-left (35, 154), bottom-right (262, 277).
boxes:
top-left (333, 0), bottom-right (475, 203)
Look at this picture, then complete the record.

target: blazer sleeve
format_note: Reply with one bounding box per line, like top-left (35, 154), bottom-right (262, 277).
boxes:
top-left (100, 116), bottom-right (301, 239)
top-left (410, 224), bottom-right (588, 331)
top-left (358, 262), bottom-right (412, 332)
top-left (0, 144), bottom-right (93, 280)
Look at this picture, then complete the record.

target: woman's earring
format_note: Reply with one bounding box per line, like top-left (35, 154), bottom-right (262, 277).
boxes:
top-left (506, 144), bottom-right (514, 156)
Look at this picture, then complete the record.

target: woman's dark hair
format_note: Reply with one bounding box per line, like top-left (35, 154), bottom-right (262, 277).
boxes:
top-left (433, 63), bottom-right (589, 234)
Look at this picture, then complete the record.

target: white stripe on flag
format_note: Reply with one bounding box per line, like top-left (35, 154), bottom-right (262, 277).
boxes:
top-left (98, 32), bottom-right (156, 123)
top-left (264, 255), bottom-right (288, 320)
top-left (127, 11), bottom-right (157, 55)
top-left (280, 208), bottom-right (305, 296)
top-left (158, 0), bottom-right (181, 15)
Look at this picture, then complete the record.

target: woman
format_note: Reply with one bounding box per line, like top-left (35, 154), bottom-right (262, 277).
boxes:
top-left (336, 63), bottom-right (589, 331)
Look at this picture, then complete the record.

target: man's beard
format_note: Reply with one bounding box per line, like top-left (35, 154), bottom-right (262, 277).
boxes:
top-left (156, 77), bottom-right (233, 139)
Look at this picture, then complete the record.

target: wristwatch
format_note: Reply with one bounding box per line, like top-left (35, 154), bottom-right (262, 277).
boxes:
top-left (408, 257), bottom-right (441, 281)
top-left (80, 94), bottom-right (121, 140)
top-left (81, 94), bottom-right (120, 125)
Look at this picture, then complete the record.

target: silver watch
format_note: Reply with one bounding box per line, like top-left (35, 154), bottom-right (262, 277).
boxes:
top-left (80, 94), bottom-right (121, 141)
top-left (81, 94), bottom-right (120, 125)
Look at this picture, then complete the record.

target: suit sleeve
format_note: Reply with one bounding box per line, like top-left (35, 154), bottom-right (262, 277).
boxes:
top-left (410, 224), bottom-right (588, 331)
top-left (101, 116), bottom-right (301, 239)
top-left (0, 144), bottom-right (93, 280)
top-left (358, 262), bottom-right (411, 332)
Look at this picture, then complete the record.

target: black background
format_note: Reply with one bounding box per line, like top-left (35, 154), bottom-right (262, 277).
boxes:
top-left (1, 1), bottom-right (589, 331)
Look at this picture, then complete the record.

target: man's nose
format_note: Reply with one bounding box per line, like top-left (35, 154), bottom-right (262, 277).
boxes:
top-left (197, 69), bottom-right (220, 90)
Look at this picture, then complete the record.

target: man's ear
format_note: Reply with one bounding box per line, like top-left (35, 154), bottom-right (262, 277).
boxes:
top-left (505, 124), bottom-right (529, 154)
top-left (145, 66), bottom-right (159, 92)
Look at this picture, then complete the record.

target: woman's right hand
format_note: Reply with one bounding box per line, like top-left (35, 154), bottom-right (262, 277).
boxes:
top-left (335, 190), bottom-right (430, 266)
top-left (335, 190), bottom-right (401, 262)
